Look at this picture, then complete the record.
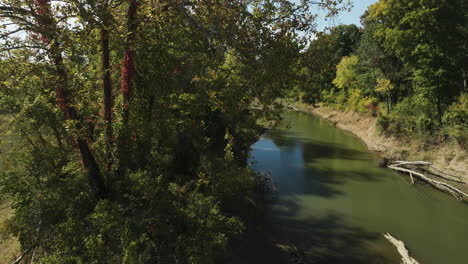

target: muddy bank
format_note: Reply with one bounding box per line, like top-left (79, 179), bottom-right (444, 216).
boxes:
top-left (288, 103), bottom-right (468, 185)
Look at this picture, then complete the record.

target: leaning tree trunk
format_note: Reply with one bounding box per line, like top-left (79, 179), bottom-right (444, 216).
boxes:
top-left (34, 0), bottom-right (106, 198)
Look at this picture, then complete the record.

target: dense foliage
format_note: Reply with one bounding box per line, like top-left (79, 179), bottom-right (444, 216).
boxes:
top-left (0, 0), bottom-right (351, 263)
top-left (296, 0), bottom-right (468, 144)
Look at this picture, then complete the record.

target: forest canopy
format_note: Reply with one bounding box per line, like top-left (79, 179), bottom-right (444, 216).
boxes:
top-left (0, 0), bottom-right (351, 263)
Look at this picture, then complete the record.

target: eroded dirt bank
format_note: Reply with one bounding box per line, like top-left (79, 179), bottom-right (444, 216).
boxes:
top-left (288, 103), bottom-right (468, 184)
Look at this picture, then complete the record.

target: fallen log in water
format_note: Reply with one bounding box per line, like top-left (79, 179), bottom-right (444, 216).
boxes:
top-left (393, 161), bottom-right (464, 183)
top-left (427, 165), bottom-right (464, 183)
top-left (383, 233), bottom-right (420, 264)
top-left (388, 165), bottom-right (468, 200)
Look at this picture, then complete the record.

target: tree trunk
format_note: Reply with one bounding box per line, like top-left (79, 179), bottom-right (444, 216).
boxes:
top-left (120, 0), bottom-right (138, 105)
top-left (391, 80), bottom-right (399, 106)
top-left (387, 94), bottom-right (390, 115)
top-left (463, 69), bottom-right (467, 91)
top-left (463, 41), bottom-right (467, 92)
top-left (34, 0), bottom-right (106, 198)
top-left (436, 83), bottom-right (443, 124)
top-left (116, 0), bottom-right (138, 172)
top-left (101, 26), bottom-right (113, 173)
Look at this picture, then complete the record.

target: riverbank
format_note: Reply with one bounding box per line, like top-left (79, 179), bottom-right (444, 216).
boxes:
top-left (287, 102), bottom-right (468, 187)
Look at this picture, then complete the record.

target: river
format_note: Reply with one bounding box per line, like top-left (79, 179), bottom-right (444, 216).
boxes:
top-left (250, 111), bottom-right (468, 264)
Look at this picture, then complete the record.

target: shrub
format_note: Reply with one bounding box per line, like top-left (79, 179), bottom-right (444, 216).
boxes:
top-left (378, 114), bottom-right (390, 131)
top-left (416, 114), bottom-right (435, 135)
top-left (443, 93), bottom-right (468, 126)
top-left (335, 92), bottom-right (348, 110)
top-left (442, 93), bottom-right (468, 144)
top-left (347, 89), bottom-right (361, 110)
top-left (320, 89), bottom-right (336, 105)
top-left (357, 96), bottom-right (378, 115)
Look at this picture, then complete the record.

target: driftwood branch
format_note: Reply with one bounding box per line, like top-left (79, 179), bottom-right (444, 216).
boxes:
top-left (383, 233), bottom-right (420, 264)
top-left (394, 161), bottom-right (464, 183)
top-left (394, 161), bottom-right (431, 166)
top-left (287, 104), bottom-right (299, 111)
top-left (9, 246), bottom-right (32, 264)
top-left (388, 164), bottom-right (468, 200)
top-left (427, 165), bottom-right (463, 182)
top-left (10, 254), bottom-right (23, 264)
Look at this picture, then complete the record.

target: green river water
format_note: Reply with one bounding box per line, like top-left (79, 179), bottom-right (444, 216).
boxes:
top-left (250, 111), bottom-right (468, 264)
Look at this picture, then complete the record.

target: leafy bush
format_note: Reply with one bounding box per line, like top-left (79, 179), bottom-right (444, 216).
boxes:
top-left (320, 89), bottom-right (336, 105)
top-left (347, 89), bottom-right (362, 110)
top-left (358, 97), bottom-right (379, 116)
top-left (416, 115), bottom-right (435, 135)
top-left (443, 93), bottom-right (468, 126)
top-left (285, 85), bottom-right (306, 103)
top-left (377, 114), bottom-right (390, 131)
top-left (376, 94), bottom-right (468, 144)
top-left (442, 93), bottom-right (468, 144)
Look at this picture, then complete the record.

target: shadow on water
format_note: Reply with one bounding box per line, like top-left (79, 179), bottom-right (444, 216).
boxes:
top-left (226, 193), bottom-right (399, 264)
top-left (270, 206), bottom-right (399, 264)
top-left (265, 192), bottom-right (400, 264)
top-left (301, 140), bottom-right (370, 162)
top-left (268, 149), bottom-right (384, 199)
top-left (265, 127), bottom-right (371, 162)
top-left (301, 165), bottom-right (384, 194)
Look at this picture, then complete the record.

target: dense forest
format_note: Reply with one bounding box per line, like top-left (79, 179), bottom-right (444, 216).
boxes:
top-left (0, 0), bottom-right (349, 263)
top-left (0, 0), bottom-right (467, 263)
top-left (295, 0), bottom-right (468, 144)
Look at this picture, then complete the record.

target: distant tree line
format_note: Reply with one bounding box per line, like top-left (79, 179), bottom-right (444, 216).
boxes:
top-left (294, 0), bottom-right (467, 144)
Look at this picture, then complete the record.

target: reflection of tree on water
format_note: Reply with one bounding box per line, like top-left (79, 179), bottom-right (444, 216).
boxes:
top-left (264, 122), bottom-right (296, 149)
